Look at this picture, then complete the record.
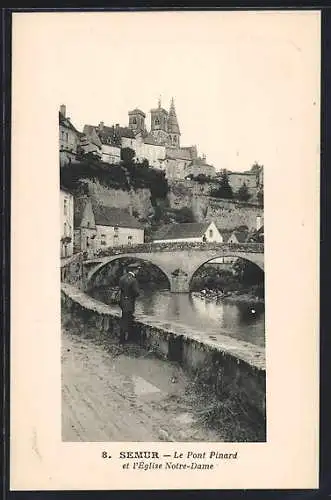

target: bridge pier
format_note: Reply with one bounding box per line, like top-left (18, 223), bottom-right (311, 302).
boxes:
top-left (170, 275), bottom-right (190, 293)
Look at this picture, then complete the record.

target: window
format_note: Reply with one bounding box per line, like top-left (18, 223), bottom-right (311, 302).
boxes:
top-left (132, 117), bottom-right (137, 124)
top-left (64, 222), bottom-right (67, 235)
top-left (114, 226), bottom-right (119, 232)
top-left (209, 229), bottom-right (213, 238)
top-left (65, 132), bottom-right (68, 141)
top-left (155, 118), bottom-right (160, 125)
top-left (128, 235), bottom-right (132, 245)
top-left (64, 199), bottom-right (68, 215)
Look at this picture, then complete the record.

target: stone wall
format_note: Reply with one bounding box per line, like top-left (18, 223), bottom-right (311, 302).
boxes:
top-left (92, 241), bottom-right (264, 258)
top-left (205, 197), bottom-right (264, 230)
top-left (82, 179), bottom-right (153, 219)
top-left (167, 180), bottom-right (263, 230)
top-left (78, 178), bottom-right (263, 231)
top-left (61, 283), bottom-right (266, 420)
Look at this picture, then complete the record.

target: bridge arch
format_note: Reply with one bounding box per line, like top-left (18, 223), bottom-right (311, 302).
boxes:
top-left (187, 253), bottom-right (265, 292)
top-left (85, 254), bottom-right (172, 291)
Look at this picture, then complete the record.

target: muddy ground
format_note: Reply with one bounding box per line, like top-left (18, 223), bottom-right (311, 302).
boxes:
top-left (62, 316), bottom-right (265, 442)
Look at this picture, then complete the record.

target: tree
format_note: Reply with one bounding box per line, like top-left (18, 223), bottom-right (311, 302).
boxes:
top-left (236, 182), bottom-right (251, 202)
top-left (209, 169), bottom-right (233, 199)
top-left (120, 147), bottom-right (136, 164)
top-left (195, 173), bottom-right (210, 184)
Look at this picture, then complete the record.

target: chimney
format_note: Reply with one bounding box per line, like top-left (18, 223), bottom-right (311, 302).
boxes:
top-left (99, 121), bottom-right (104, 131)
top-left (256, 215), bottom-right (262, 231)
top-left (60, 104), bottom-right (66, 117)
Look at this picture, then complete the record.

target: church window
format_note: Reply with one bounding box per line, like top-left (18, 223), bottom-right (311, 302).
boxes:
top-left (132, 117), bottom-right (137, 124)
top-left (155, 118), bottom-right (160, 125)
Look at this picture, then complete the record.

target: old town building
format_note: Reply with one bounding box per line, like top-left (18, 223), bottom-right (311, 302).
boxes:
top-left (59, 105), bottom-right (81, 166)
top-left (74, 197), bottom-right (144, 252)
top-left (152, 221), bottom-right (222, 244)
top-left (60, 186), bottom-right (74, 257)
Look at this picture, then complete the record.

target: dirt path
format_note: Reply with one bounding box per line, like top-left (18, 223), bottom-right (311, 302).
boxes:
top-left (62, 328), bottom-right (223, 442)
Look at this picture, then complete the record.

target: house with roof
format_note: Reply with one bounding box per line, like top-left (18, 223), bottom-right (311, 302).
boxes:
top-left (152, 221), bottom-right (222, 244)
top-left (184, 156), bottom-right (216, 179)
top-left (227, 229), bottom-right (249, 244)
top-left (59, 105), bottom-right (82, 166)
top-left (93, 204), bottom-right (144, 248)
top-left (81, 125), bottom-right (103, 160)
top-left (247, 224), bottom-right (264, 243)
top-left (74, 197), bottom-right (144, 252)
top-left (95, 121), bottom-right (166, 168)
top-left (60, 186), bottom-right (74, 257)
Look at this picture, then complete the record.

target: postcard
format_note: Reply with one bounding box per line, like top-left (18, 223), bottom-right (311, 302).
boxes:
top-left (10, 10), bottom-right (320, 490)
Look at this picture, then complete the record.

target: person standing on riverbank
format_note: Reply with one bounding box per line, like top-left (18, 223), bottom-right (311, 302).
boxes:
top-left (118, 264), bottom-right (140, 344)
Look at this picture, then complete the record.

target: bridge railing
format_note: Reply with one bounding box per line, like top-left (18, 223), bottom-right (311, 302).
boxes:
top-left (85, 241), bottom-right (264, 260)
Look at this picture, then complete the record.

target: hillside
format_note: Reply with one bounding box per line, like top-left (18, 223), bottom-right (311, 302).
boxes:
top-left (60, 157), bottom-right (264, 234)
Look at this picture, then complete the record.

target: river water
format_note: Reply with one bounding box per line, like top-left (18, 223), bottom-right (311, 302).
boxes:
top-left (90, 287), bottom-right (265, 348)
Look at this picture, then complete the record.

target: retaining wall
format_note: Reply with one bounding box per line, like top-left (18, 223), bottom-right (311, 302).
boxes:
top-left (61, 283), bottom-right (266, 421)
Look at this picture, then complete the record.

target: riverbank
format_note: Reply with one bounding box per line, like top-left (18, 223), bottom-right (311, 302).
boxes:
top-left (192, 289), bottom-right (264, 306)
top-left (62, 317), bottom-right (265, 442)
top-left (61, 283), bottom-right (266, 441)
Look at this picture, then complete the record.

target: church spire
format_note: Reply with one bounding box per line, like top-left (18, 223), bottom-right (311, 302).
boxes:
top-left (167, 97), bottom-right (180, 134)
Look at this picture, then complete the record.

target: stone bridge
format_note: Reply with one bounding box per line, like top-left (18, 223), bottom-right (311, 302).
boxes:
top-left (83, 242), bottom-right (264, 293)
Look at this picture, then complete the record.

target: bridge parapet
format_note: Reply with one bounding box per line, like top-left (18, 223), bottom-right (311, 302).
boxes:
top-left (87, 241), bottom-right (264, 261)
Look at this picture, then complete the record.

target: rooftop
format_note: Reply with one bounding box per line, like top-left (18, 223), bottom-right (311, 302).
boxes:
top-left (231, 230), bottom-right (249, 243)
top-left (92, 204), bottom-right (143, 229)
top-left (97, 124), bottom-right (135, 146)
top-left (153, 222), bottom-right (211, 240)
top-left (59, 112), bottom-right (80, 134)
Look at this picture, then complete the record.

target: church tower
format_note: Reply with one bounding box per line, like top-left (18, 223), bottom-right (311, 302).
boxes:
top-left (128, 108), bottom-right (146, 134)
top-left (150, 97), bottom-right (169, 145)
top-left (167, 97), bottom-right (181, 148)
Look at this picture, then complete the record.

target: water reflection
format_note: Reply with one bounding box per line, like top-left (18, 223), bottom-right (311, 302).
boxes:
top-left (90, 288), bottom-right (265, 348)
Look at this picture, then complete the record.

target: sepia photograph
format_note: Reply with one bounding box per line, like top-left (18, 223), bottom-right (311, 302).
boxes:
top-left (11, 10), bottom-right (320, 490)
top-left (59, 14), bottom-right (265, 443)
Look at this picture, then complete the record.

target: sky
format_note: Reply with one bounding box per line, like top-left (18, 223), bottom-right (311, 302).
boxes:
top-left (20, 11), bottom-right (320, 172)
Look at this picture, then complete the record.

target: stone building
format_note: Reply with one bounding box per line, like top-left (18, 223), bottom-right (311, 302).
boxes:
top-left (81, 125), bottom-right (103, 160)
top-left (226, 164), bottom-right (264, 195)
top-left (59, 105), bottom-right (81, 166)
top-left (60, 186), bottom-right (74, 258)
top-left (93, 205), bottom-right (144, 248)
top-left (152, 221), bottom-right (222, 244)
top-left (82, 97), bottom-right (215, 176)
top-left (74, 197), bottom-right (144, 252)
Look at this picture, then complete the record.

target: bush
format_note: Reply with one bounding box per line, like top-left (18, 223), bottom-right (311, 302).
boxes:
top-left (236, 183), bottom-right (251, 202)
top-left (60, 154), bottom-right (169, 201)
top-left (209, 169), bottom-right (233, 199)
